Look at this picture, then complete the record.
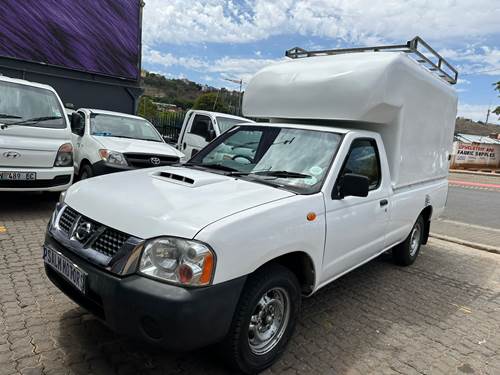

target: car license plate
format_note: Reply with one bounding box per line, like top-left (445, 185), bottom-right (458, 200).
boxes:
top-left (0, 172), bottom-right (36, 180)
top-left (43, 246), bottom-right (87, 294)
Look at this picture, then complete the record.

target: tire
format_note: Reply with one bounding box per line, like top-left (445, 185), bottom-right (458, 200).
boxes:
top-left (221, 264), bottom-right (301, 374)
top-left (393, 215), bottom-right (425, 266)
top-left (79, 164), bottom-right (93, 180)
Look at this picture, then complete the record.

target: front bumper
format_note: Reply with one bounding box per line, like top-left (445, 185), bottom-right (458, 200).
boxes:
top-left (43, 233), bottom-right (246, 351)
top-left (91, 161), bottom-right (134, 176)
top-left (0, 166), bottom-right (73, 192)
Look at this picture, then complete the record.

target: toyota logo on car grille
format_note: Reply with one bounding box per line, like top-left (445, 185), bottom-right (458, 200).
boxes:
top-left (3, 151), bottom-right (21, 159)
top-left (150, 157), bottom-right (161, 165)
top-left (74, 222), bottom-right (93, 241)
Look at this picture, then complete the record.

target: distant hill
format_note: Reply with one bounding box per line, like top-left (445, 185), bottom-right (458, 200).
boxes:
top-left (140, 70), bottom-right (240, 110)
top-left (455, 117), bottom-right (500, 136)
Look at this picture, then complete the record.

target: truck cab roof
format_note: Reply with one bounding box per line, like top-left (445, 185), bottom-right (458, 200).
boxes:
top-left (78, 108), bottom-right (148, 120)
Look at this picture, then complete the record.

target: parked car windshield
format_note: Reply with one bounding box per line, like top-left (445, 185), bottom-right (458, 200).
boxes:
top-left (189, 125), bottom-right (342, 194)
top-left (0, 80), bottom-right (65, 129)
top-left (90, 114), bottom-right (163, 142)
top-left (216, 116), bottom-right (249, 133)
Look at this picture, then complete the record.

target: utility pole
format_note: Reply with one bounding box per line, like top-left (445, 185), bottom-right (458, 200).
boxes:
top-left (485, 108), bottom-right (490, 125)
top-left (223, 77), bottom-right (244, 115)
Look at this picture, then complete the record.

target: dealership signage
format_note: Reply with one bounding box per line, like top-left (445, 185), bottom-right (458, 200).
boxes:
top-left (451, 142), bottom-right (500, 169)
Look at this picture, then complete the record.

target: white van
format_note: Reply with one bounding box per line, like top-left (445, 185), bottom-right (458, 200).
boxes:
top-left (70, 109), bottom-right (184, 179)
top-left (176, 110), bottom-right (252, 160)
top-left (44, 38), bottom-right (458, 373)
top-left (0, 76), bottom-right (73, 192)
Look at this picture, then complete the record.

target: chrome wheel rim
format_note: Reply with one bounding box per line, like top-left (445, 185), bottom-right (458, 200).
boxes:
top-left (409, 222), bottom-right (422, 257)
top-left (248, 287), bottom-right (290, 355)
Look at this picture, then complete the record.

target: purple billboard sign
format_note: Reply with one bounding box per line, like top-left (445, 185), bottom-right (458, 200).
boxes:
top-left (0, 0), bottom-right (141, 80)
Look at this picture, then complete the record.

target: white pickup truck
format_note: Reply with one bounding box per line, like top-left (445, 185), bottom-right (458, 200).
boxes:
top-left (44, 38), bottom-right (457, 374)
top-left (0, 75), bottom-right (73, 192)
top-left (176, 109), bottom-right (251, 160)
top-left (69, 109), bottom-right (184, 179)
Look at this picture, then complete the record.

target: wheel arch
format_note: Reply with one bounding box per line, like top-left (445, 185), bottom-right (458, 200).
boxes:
top-left (254, 251), bottom-right (316, 296)
top-left (420, 205), bottom-right (433, 245)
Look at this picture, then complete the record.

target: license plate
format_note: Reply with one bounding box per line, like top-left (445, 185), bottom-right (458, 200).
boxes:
top-left (43, 246), bottom-right (87, 294)
top-left (0, 172), bottom-right (36, 180)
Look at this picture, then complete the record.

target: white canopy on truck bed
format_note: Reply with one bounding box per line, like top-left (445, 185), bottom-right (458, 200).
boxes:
top-left (243, 51), bottom-right (458, 189)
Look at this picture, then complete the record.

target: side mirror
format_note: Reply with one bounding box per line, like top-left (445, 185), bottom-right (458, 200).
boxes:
top-left (335, 173), bottom-right (369, 199)
top-left (70, 112), bottom-right (84, 136)
top-left (206, 128), bottom-right (216, 142)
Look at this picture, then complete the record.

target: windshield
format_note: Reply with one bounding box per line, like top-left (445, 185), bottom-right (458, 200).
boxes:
top-left (90, 114), bottom-right (163, 142)
top-left (189, 125), bottom-right (342, 194)
top-left (216, 116), bottom-right (248, 133)
top-left (0, 80), bottom-right (65, 129)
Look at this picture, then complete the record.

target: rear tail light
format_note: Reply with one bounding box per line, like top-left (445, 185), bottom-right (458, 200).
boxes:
top-left (54, 143), bottom-right (73, 167)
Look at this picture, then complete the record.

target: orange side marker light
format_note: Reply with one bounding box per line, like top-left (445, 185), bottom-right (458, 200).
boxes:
top-left (306, 212), bottom-right (316, 221)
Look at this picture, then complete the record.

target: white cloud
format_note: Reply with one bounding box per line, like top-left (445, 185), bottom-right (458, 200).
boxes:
top-left (143, 0), bottom-right (500, 46)
top-left (458, 103), bottom-right (500, 124)
top-left (143, 46), bottom-right (283, 84)
top-left (441, 46), bottom-right (500, 76)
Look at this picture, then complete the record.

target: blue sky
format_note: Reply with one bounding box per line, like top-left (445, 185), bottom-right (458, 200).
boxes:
top-left (141, 0), bottom-right (500, 124)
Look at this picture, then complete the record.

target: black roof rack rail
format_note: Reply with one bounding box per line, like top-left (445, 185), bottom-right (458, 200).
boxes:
top-left (285, 36), bottom-right (458, 85)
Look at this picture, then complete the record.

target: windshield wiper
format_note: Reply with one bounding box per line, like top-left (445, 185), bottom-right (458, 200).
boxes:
top-left (2, 116), bottom-right (63, 129)
top-left (0, 113), bottom-right (22, 119)
top-left (197, 163), bottom-right (239, 172)
top-left (230, 170), bottom-right (312, 179)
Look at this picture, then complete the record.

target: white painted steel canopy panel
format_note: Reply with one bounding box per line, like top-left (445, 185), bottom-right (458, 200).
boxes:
top-left (243, 52), bottom-right (458, 189)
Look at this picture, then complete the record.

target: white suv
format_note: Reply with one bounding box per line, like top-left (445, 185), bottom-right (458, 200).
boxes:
top-left (70, 109), bottom-right (184, 179)
top-left (0, 76), bottom-right (73, 192)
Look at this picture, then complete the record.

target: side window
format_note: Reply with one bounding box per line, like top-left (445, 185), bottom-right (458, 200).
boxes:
top-left (189, 115), bottom-right (212, 139)
top-left (341, 139), bottom-right (381, 190)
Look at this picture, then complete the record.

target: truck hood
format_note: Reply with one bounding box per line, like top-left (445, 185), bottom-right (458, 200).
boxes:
top-left (93, 136), bottom-right (183, 158)
top-left (64, 166), bottom-right (295, 239)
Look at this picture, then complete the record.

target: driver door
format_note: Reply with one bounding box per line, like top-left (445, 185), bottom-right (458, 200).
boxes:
top-left (320, 138), bottom-right (390, 283)
top-left (183, 114), bottom-right (214, 158)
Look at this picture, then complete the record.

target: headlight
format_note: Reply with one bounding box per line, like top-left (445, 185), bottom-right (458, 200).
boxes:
top-left (54, 143), bottom-right (73, 167)
top-left (139, 237), bottom-right (215, 286)
top-left (99, 149), bottom-right (128, 166)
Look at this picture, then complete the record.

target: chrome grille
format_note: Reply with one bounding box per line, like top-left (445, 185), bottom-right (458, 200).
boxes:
top-left (92, 229), bottom-right (129, 257)
top-left (57, 206), bottom-right (131, 258)
top-left (59, 206), bottom-right (78, 234)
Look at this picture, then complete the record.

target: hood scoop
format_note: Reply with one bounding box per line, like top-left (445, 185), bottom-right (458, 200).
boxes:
top-left (158, 171), bottom-right (194, 184)
top-left (151, 167), bottom-right (233, 188)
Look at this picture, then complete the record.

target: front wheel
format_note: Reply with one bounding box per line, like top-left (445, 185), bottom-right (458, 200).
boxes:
top-left (393, 215), bottom-right (425, 266)
top-left (221, 264), bottom-right (301, 374)
top-left (79, 164), bottom-right (94, 180)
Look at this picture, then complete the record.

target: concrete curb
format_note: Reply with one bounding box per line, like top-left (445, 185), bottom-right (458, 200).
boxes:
top-left (430, 233), bottom-right (500, 255)
top-left (449, 169), bottom-right (500, 177)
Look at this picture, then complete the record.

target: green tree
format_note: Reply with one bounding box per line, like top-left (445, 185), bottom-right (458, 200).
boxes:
top-left (192, 92), bottom-right (228, 113)
top-left (494, 81), bottom-right (500, 117)
top-left (137, 96), bottom-right (158, 119)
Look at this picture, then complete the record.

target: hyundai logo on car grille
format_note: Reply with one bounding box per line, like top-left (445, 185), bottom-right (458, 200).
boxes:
top-left (3, 151), bottom-right (21, 159)
top-left (74, 221), bottom-right (93, 241)
top-left (150, 157), bottom-right (161, 165)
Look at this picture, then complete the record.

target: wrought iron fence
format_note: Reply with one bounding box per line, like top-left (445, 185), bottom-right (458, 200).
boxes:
top-left (148, 111), bottom-right (186, 143)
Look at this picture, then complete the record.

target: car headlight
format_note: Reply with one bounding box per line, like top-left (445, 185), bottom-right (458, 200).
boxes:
top-left (99, 149), bottom-right (128, 166)
top-left (139, 237), bottom-right (215, 286)
top-left (54, 143), bottom-right (73, 167)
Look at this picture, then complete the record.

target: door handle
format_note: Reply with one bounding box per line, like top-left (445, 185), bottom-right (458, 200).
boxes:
top-left (380, 199), bottom-right (388, 207)
top-left (183, 142), bottom-right (186, 150)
